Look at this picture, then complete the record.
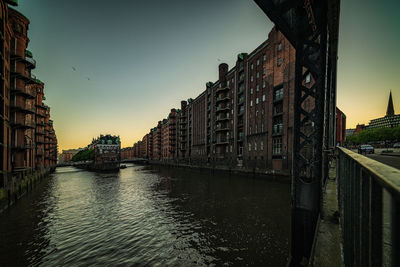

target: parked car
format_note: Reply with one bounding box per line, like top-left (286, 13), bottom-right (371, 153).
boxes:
top-left (358, 144), bottom-right (374, 154)
top-left (393, 142), bottom-right (400, 148)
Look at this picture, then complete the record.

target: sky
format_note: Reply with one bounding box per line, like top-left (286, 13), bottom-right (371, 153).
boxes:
top-left (14, 0), bottom-right (400, 150)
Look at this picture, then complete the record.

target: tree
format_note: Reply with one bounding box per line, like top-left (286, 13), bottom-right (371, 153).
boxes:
top-left (345, 126), bottom-right (400, 145)
top-left (71, 148), bottom-right (94, 162)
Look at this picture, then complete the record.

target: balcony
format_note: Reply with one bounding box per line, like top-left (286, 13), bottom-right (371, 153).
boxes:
top-left (36, 120), bottom-right (46, 126)
top-left (216, 86), bottom-right (229, 93)
top-left (216, 138), bottom-right (229, 145)
top-left (10, 85), bottom-right (35, 99)
top-left (216, 126), bottom-right (229, 132)
top-left (11, 102), bottom-right (35, 114)
top-left (12, 143), bottom-right (34, 151)
top-left (23, 50), bottom-right (36, 69)
top-left (216, 115), bottom-right (229, 122)
top-left (36, 103), bottom-right (47, 111)
top-left (216, 95), bottom-right (230, 103)
top-left (11, 71), bottom-right (36, 84)
top-left (36, 128), bottom-right (46, 135)
top-left (216, 105), bottom-right (230, 113)
top-left (10, 118), bottom-right (36, 129)
top-left (10, 50), bottom-right (36, 69)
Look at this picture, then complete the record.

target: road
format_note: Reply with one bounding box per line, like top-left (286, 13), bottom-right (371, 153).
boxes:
top-left (366, 153), bottom-right (400, 170)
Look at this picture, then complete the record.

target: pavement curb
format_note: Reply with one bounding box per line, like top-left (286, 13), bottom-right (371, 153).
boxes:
top-left (380, 153), bottom-right (400, 157)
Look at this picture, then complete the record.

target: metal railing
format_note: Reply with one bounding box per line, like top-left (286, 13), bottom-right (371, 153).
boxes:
top-left (337, 147), bottom-right (400, 267)
top-left (10, 102), bottom-right (36, 114)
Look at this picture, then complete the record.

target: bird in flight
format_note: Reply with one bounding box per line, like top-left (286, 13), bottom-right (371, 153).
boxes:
top-left (72, 66), bottom-right (76, 71)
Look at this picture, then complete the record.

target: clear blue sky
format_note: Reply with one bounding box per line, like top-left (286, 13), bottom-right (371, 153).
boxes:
top-left (14, 0), bottom-right (400, 149)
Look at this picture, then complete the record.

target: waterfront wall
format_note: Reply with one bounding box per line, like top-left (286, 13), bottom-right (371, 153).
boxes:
top-left (148, 159), bottom-right (291, 181)
top-left (0, 166), bottom-right (56, 213)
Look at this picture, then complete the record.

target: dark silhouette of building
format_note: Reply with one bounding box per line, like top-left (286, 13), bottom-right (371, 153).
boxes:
top-left (386, 91), bottom-right (394, 116)
top-left (368, 91), bottom-right (400, 129)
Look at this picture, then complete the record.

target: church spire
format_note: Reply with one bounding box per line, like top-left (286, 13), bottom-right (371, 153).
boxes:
top-left (386, 90), bottom-right (395, 116)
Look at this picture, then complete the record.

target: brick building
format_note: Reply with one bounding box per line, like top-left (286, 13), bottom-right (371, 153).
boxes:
top-left (120, 147), bottom-right (134, 160)
top-left (161, 109), bottom-right (177, 160)
top-left (60, 148), bottom-right (82, 163)
top-left (134, 26), bottom-right (344, 174)
top-left (1, 1), bottom-right (57, 205)
top-left (336, 107), bottom-right (346, 146)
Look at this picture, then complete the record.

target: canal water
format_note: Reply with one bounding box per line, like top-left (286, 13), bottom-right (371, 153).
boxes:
top-left (0, 164), bottom-right (290, 266)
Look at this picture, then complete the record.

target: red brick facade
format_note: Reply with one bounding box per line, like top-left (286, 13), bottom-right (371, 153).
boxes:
top-left (131, 27), bottom-right (344, 174)
top-left (1, 1), bottom-right (57, 202)
top-left (336, 107), bottom-right (346, 146)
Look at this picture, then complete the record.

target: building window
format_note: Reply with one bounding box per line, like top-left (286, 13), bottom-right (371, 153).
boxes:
top-left (249, 143), bottom-right (252, 151)
top-left (263, 68), bottom-right (266, 75)
top-left (250, 100), bottom-right (253, 107)
top-left (256, 72), bottom-right (259, 78)
top-left (261, 123), bottom-right (264, 132)
top-left (278, 42), bottom-right (282, 51)
top-left (274, 85), bottom-right (284, 101)
top-left (257, 59), bottom-right (260, 66)
top-left (251, 63), bottom-right (254, 70)
top-left (277, 57), bottom-right (282, 66)
top-left (251, 76), bottom-right (254, 82)
top-left (255, 124), bottom-right (258, 133)
top-left (274, 103), bottom-right (283, 115)
top-left (227, 80), bottom-right (230, 87)
top-left (263, 54), bottom-right (266, 61)
top-left (256, 110), bottom-right (259, 117)
top-left (273, 137), bottom-right (282, 155)
top-left (262, 94), bottom-right (266, 102)
top-left (254, 142), bottom-right (257, 151)
top-left (306, 73), bottom-right (311, 83)
top-left (249, 126), bottom-right (252, 135)
top-left (250, 88), bottom-right (253, 94)
top-left (256, 98), bottom-right (259, 104)
top-left (263, 80), bottom-right (266, 88)
top-left (261, 141), bottom-right (264, 150)
top-left (273, 116), bottom-right (283, 135)
top-left (232, 78), bottom-right (234, 83)
top-left (16, 24), bottom-right (23, 34)
top-left (256, 85), bottom-right (259, 91)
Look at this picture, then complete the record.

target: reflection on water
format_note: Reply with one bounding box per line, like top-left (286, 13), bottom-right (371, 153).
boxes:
top-left (0, 165), bottom-right (290, 266)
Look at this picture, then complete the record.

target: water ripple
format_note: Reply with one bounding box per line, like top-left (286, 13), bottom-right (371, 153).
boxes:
top-left (0, 165), bottom-right (290, 266)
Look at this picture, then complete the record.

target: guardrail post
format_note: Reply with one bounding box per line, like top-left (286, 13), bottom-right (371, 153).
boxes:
top-left (392, 197), bottom-right (400, 266)
top-left (360, 169), bottom-right (371, 267)
top-left (370, 178), bottom-right (382, 266)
